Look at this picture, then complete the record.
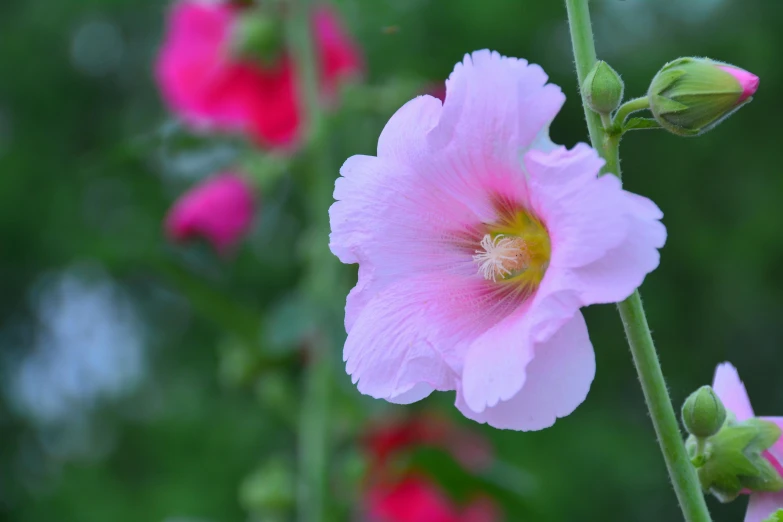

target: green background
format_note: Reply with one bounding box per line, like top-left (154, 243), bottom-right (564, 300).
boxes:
top-left (1, 0), bottom-right (781, 520)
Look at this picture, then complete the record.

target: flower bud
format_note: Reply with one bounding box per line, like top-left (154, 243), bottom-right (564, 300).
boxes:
top-left (648, 57), bottom-right (759, 137)
top-left (688, 418), bottom-right (783, 503)
top-left (682, 385), bottom-right (727, 438)
top-left (581, 61), bottom-right (624, 115)
top-left (230, 10), bottom-right (283, 65)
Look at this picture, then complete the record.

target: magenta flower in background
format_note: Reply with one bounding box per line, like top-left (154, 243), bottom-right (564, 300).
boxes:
top-left (165, 172), bottom-right (255, 253)
top-left (712, 363), bottom-right (783, 521)
top-left (367, 475), bottom-right (499, 522)
top-left (329, 50), bottom-right (666, 431)
top-left (155, 1), bottom-right (362, 149)
top-left (363, 413), bottom-right (493, 475)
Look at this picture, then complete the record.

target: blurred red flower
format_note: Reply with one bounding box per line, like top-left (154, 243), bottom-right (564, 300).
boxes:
top-left (362, 414), bottom-right (501, 521)
top-left (367, 475), bottom-right (499, 522)
top-left (155, 1), bottom-right (362, 149)
top-left (363, 413), bottom-right (493, 473)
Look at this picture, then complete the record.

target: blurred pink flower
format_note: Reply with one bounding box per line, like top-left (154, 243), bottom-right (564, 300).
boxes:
top-left (329, 50), bottom-right (666, 431)
top-left (155, 1), bottom-right (362, 149)
top-left (367, 476), bottom-right (499, 522)
top-left (165, 172), bottom-right (255, 253)
top-left (712, 363), bottom-right (783, 521)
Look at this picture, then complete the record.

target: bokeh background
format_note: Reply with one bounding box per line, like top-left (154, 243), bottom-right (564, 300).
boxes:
top-left (1, 0), bottom-right (782, 521)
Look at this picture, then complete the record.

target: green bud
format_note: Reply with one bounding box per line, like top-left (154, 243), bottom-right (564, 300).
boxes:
top-left (230, 10), bottom-right (284, 66)
top-left (688, 418), bottom-right (783, 503)
top-left (581, 61), bottom-right (624, 115)
top-left (682, 385), bottom-right (727, 438)
top-left (648, 57), bottom-right (759, 137)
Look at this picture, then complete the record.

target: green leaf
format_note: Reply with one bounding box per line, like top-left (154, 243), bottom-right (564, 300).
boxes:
top-left (623, 117), bottom-right (662, 132)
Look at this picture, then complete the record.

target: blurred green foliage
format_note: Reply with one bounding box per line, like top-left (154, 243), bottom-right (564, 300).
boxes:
top-left (1, 0), bottom-right (782, 521)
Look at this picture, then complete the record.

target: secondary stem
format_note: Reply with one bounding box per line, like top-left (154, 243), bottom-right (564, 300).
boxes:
top-left (613, 96), bottom-right (650, 129)
top-left (564, 1), bottom-right (711, 521)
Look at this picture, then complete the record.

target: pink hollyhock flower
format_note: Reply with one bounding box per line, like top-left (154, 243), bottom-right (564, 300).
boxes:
top-left (712, 363), bottom-right (783, 521)
top-left (367, 476), bottom-right (499, 522)
top-left (156, 1), bottom-right (362, 149)
top-left (329, 50), bottom-right (666, 430)
top-left (165, 172), bottom-right (255, 253)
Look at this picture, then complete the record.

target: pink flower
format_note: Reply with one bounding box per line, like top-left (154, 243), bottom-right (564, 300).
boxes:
top-left (712, 363), bottom-right (783, 521)
top-left (155, 1), bottom-right (362, 149)
top-left (165, 172), bottom-right (255, 253)
top-left (329, 50), bottom-right (666, 430)
top-left (367, 476), bottom-right (500, 522)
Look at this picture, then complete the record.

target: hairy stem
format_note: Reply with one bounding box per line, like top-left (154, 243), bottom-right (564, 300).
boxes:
top-left (565, 1), bottom-right (711, 520)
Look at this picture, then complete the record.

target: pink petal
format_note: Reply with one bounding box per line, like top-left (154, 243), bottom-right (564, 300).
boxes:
top-left (745, 492), bottom-right (783, 522)
top-left (719, 65), bottom-right (760, 103)
top-left (428, 50), bottom-right (565, 159)
top-left (343, 275), bottom-right (473, 403)
top-left (387, 382), bottom-right (437, 405)
top-left (571, 211), bottom-right (666, 304)
top-left (460, 305), bottom-right (537, 413)
top-left (712, 362), bottom-right (755, 421)
top-left (460, 269), bottom-right (584, 413)
top-left (520, 143), bottom-right (666, 306)
top-left (456, 312), bottom-right (595, 431)
top-left (526, 144), bottom-right (665, 271)
top-left (377, 94), bottom-right (443, 163)
top-left (330, 153), bottom-right (478, 269)
top-left (330, 150), bottom-right (486, 328)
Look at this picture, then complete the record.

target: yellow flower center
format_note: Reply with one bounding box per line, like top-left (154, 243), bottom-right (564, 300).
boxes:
top-left (472, 207), bottom-right (550, 291)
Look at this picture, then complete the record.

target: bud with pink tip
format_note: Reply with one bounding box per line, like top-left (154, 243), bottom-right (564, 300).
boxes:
top-left (165, 172), bottom-right (256, 254)
top-left (648, 57), bottom-right (759, 136)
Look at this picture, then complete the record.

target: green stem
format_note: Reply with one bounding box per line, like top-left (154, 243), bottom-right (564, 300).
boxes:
top-left (288, 3), bottom-right (332, 522)
top-left (565, 1), bottom-right (711, 521)
top-left (612, 96), bottom-right (651, 129)
top-left (297, 335), bottom-right (330, 522)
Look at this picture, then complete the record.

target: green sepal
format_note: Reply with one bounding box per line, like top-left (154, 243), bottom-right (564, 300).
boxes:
top-left (690, 419), bottom-right (783, 503)
top-left (649, 94), bottom-right (690, 115)
top-left (764, 509), bottom-right (783, 522)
